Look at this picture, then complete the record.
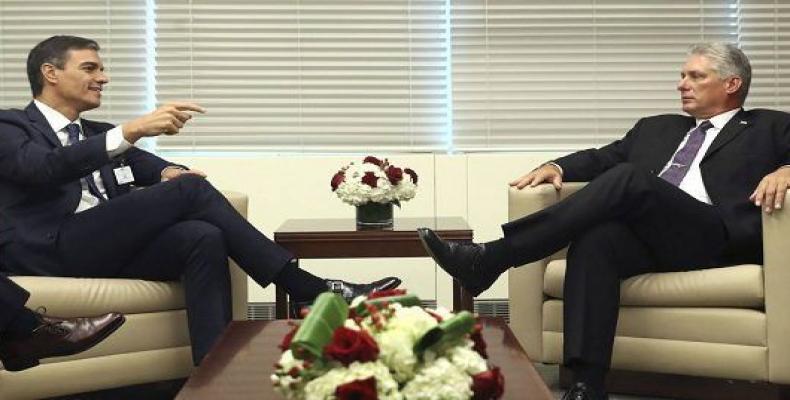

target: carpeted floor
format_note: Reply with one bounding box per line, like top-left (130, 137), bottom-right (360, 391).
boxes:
top-left (535, 364), bottom-right (675, 400)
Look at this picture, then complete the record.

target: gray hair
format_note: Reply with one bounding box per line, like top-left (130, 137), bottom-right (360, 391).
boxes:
top-left (687, 42), bottom-right (752, 104)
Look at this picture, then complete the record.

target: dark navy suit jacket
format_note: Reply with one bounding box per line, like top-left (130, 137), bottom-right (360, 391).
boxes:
top-left (553, 109), bottom-right (790, 263)
top-left (0, 102), bottom-right (174, 274)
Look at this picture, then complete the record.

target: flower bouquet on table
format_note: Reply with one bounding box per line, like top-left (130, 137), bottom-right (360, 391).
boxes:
top-left (331, 156), bottom-right (419, 227)
top-left (271, 290), bottom-right (505, 400)
top-left (331, 156), bottom-right (418, 207)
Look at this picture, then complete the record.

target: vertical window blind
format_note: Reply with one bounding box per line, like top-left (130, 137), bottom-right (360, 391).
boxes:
top-left (737, 0), bottom-right (790, 110)
top-left (451, 0), bottom-right (738, 151)
top-left (155, 0), bottom-right (448, 153)
top-left (0, 0), bottom-right (150, 124)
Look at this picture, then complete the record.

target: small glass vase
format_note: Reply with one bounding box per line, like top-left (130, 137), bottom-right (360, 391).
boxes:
top-left (356, 202), bottom-right (394, 228)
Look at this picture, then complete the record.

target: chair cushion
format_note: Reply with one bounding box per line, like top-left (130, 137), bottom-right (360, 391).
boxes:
top-left (10, 276), bottom-right (185, 317)
top-left (543, 261), bottom-right (764, 308)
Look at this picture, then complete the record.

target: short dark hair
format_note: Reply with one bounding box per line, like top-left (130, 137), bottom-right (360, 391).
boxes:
top-left (27, 35), bottom-right (100, 97)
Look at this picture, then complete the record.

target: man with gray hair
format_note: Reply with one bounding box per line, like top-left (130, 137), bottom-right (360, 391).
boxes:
top-left (418, 43), bottom-right (790, 400)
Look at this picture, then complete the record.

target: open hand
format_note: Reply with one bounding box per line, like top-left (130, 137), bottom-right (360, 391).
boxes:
top-left (509, 163), bottom-right (563, 190)
top-left (749, 166), bottom-right (790, 214)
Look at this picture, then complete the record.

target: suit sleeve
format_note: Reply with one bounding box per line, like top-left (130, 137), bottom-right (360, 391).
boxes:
top-left (551, 118), bottom-right (645, 182)
top-left (0, 114), bottom-right (110, 186)
top-left (84, 120), bottom-right (183, 187)
top-left (122, 147), bottom-right (179, 186)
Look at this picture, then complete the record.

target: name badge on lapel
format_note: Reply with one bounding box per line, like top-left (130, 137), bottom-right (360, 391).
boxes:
top-left (113, 166), bottom-right (135, 185)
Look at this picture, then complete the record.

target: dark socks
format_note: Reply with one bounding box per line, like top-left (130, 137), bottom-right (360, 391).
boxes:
top-left (481, 238), bottom-right (514, 273)
top-left (573, 363), bottom-right (607, 396)
top-left (3, 308), bottom-right (40, 339)
top-left (272, 259), bottom-right (327, 303)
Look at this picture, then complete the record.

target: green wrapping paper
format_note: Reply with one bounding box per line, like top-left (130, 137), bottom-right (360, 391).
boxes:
top-left (413, 311), bottom-right (476, 356)
top-left (353, 294), bottom-right (421, 317)
top-left (290, 292), bottom-right (349, 359)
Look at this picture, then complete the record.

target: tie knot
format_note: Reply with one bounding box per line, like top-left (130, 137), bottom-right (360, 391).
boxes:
top-left (697, 120), bottom-right (713, 133)
top-left (65, 124), bottom-right (81, 145)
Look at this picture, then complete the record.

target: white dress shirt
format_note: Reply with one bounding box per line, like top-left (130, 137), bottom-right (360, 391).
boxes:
top-left (34, 100), bottom-right (133, 213)
top-left (658, 108), bottom-right (741, 204)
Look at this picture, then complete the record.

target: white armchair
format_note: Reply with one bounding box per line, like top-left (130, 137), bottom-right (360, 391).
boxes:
top-left (508, 184), bottom-right (790, 398)
top-left (0, 191), bottom-right (249, 400)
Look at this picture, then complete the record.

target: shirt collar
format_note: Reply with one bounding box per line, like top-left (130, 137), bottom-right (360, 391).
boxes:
top-left (33, 99), bottom-right (82, 133)
top-left (697, 108), bottom-right (741, 130)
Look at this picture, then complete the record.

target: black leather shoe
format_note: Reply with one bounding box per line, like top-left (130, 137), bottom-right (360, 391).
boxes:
top-left (561, 382), bottom-right (609, 400)
top-left (325, 276), bottom-right (402, 303)
top-left (417, 227), bottom-right (499, 296)
top-left (0, 312), bottom-right (125, 372)
top-left (288, 277), bottom-right (402, 318)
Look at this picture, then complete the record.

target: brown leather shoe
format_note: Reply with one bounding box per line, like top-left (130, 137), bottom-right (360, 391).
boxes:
top-left (0, 312), bottom-right (125, 372)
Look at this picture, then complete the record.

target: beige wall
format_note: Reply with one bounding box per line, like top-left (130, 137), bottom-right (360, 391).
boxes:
top-left (169, 152), bottom-right (567, 308)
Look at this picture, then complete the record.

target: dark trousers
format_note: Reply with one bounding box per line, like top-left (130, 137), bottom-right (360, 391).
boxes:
top-left (0, 275), bottom-right (30, 334)
top-left (7, 175), bottom-right (293, 363)
top-left (502, 164), bottom-right (731, 369)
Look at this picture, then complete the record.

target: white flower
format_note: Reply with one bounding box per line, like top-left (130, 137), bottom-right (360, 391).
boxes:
top-left (302, 361), bottom-right (402, 400)
top-left (272, 350), bottom-right (310, 399)
top-left (446, 343), bottom-right (488, 375)
top-left (401, 358), bottom-right (474, 400)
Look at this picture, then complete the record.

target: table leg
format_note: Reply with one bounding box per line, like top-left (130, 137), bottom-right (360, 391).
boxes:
top-left (275, 286), bottom-right (288, 319)
top-left (453, 280), bottom-right (475, 313)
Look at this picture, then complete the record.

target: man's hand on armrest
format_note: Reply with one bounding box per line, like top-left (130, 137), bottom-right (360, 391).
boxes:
top-left (509, 162), bottom-right (563, 191)
top-left (750, 165), bottom-right (790, 214)
top-left (161, 166), bottom-right (208, 182)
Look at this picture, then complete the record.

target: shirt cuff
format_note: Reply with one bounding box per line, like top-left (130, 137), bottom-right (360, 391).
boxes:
top-left (106, 126), bottom-right (133, 158)
top-left (546, 162), bottom-right (564, 176)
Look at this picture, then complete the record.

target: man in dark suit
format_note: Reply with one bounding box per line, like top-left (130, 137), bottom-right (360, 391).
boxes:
top-left (0, 35), bottom-right (400, 365)
top-left (418, 43), bottom-right (790, 400)
top-left (0, 275), bottom-right (125, 372)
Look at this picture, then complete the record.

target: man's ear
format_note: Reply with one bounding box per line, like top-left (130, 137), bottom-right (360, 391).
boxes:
top-left (725, 75), bottom-right (743, 96)
top-left (40, 63), bottom-right (59, 86)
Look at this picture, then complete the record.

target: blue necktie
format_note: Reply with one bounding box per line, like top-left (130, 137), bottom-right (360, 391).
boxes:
top-left (659, 120), bottom-right (713, 186)
top-left (65, 124), bottom-right (107, 202)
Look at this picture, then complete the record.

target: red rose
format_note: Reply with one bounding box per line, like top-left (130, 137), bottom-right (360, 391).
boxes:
top-left (367, 288), bottom-right (407, 299)
top-left (331, 171), bottom-right (346, 191)
top-left (278, 323), bottom-right (300, 352)
top-left (335, 376), bottom-right (378, 400)
top-left (404, 168), bottom-right (418, 184)
top-left (361, 171), bottom-right (379, 188)
top-left (324, 327), bottom-right (379, 366)
top-left (471, 367), bottom-right (505, 400)
top-left (363, 156), bottom-right (384, 167)
top-left (470, 323), bottom-right (488, 358)
top-left (385, 166), bottom-right (403, 185)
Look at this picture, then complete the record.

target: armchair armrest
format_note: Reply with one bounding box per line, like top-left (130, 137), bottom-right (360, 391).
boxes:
top-left (507, 183), bottom-right (585, 360)
top-left (762, 189), bottom-right (790, 383)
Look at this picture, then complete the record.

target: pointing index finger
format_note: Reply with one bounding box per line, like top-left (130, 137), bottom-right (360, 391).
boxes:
top-left (166, 102), bottom-right (206, 114)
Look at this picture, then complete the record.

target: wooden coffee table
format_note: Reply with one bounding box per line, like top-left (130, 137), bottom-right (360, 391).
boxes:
top-left (175, 317), bottom-right (553, 400)
top-left (273, 217), bottom-right (474, 318)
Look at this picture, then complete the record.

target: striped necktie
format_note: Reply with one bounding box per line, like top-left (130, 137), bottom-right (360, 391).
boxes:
top-left (65, 123), bottom-right (107, 202)
top-left (659, 120), bottom-right (713, 186)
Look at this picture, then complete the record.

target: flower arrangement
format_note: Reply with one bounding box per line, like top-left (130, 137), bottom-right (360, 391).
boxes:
top-left (271, 290), bottom-right (504, 400)
top-left (331, 156), bottom-right (418, 206)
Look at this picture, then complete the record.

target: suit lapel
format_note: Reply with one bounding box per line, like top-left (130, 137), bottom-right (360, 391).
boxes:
top-left (702, 109), bottom-right (750, 162)
top-left (652, 116), bottom-right (696, 172)
top-left (24, 102), bottom-right (62, 148)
